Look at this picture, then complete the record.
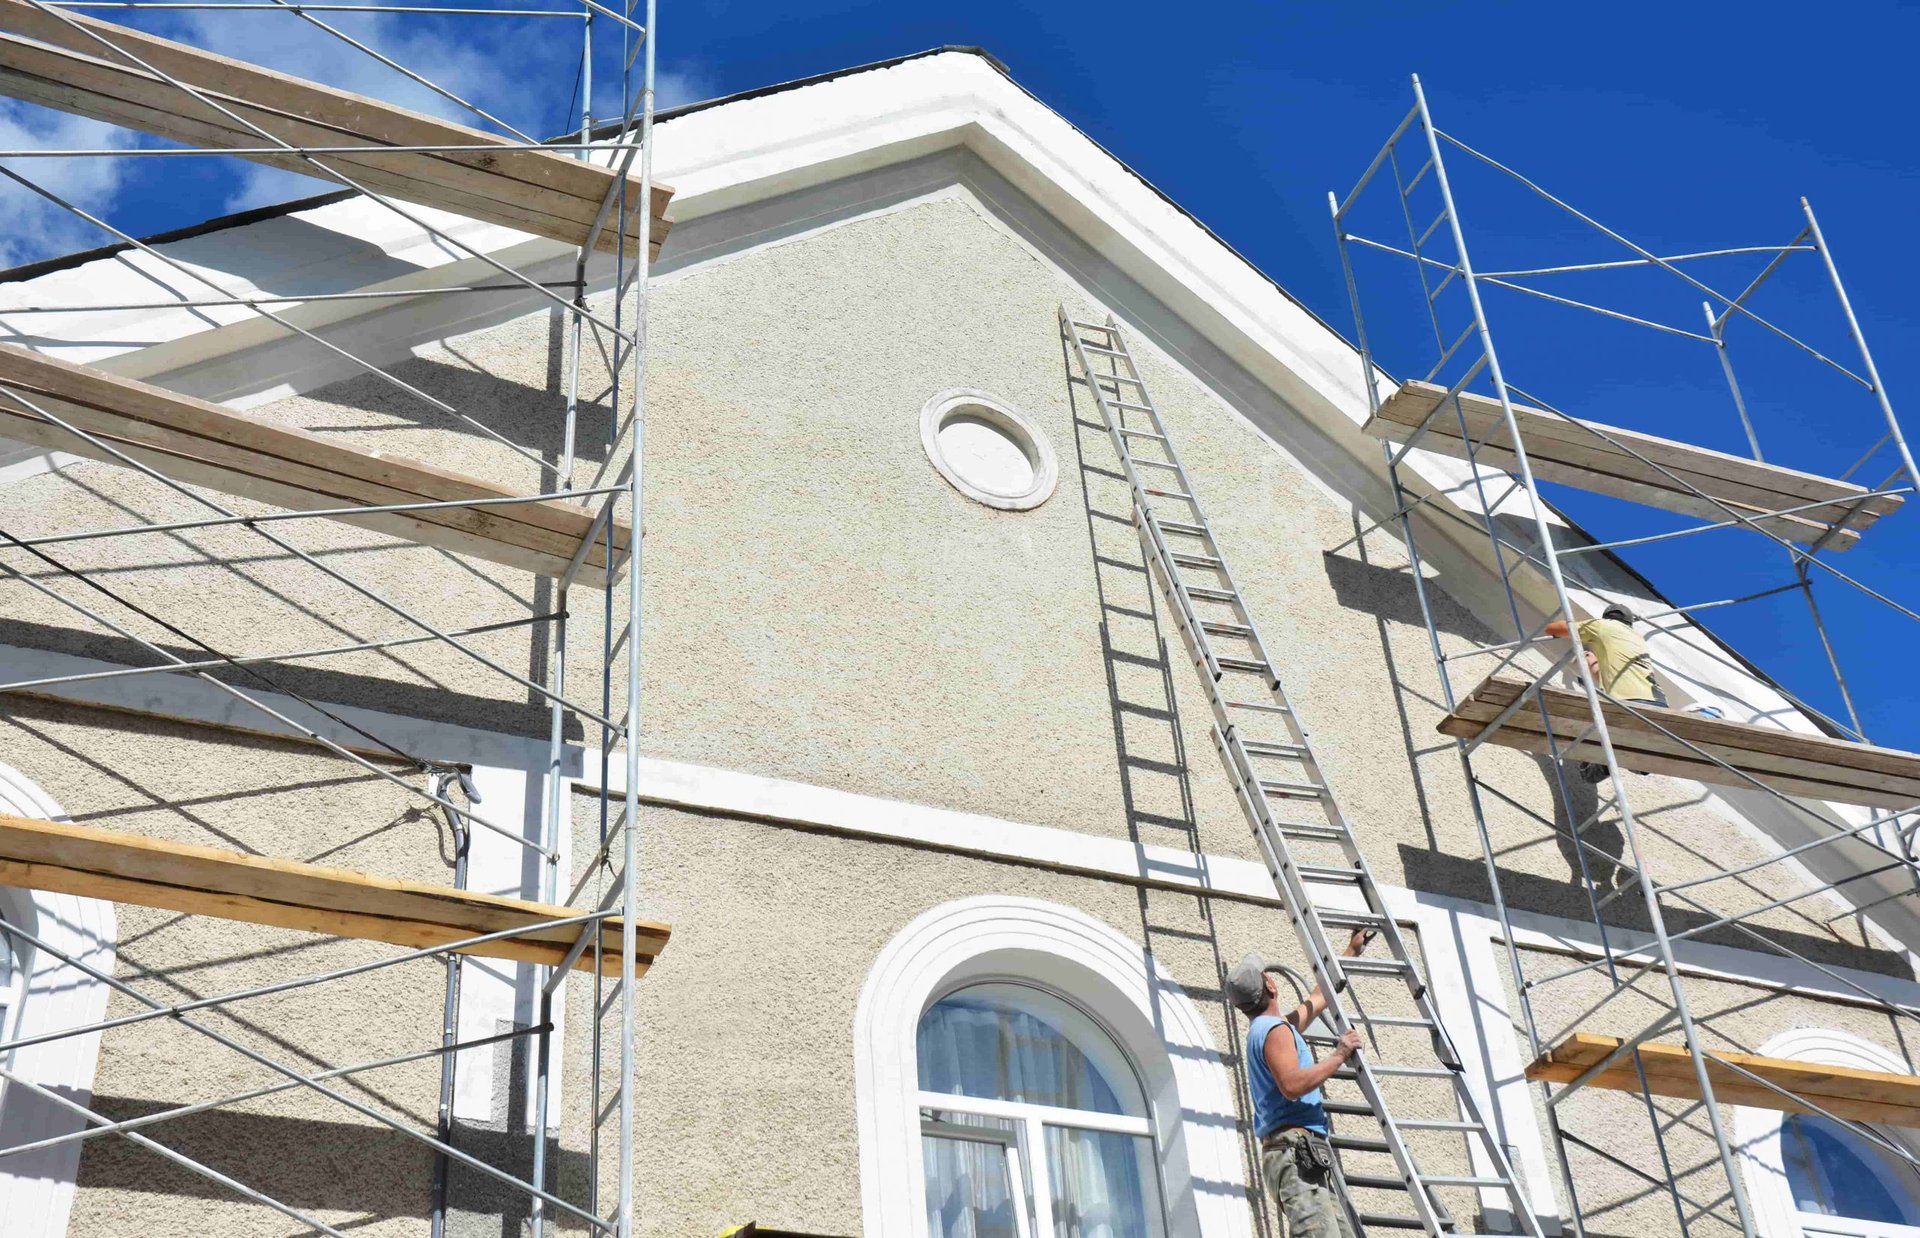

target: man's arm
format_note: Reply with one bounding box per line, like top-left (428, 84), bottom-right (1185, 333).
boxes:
top-left (1289, 929), bottom-right (1373, 1028)
top-left (1266, 1022), bottom-right (1362, 1102)
top-left (1544, 619), bottom-right (1600, 679)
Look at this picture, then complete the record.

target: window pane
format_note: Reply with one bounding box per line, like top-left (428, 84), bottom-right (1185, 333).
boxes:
top-left (1783, 1113), bottom-right (1920, 1224)
top-left (1044, 1127), bottom-right (1162, 1238)
top-left (925, 1132), bottom-right (1023, 1238)
top-left (918, 988), bottom-right (1134, 1115)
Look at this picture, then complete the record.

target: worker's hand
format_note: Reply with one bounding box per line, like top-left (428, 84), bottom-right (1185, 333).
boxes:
top-left (1333, 1029), bottom-right (1364, 1059)
top-left (1344, 928), bottom-right (1374, 958)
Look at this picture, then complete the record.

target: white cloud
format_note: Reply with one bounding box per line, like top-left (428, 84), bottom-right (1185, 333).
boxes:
top-left (655, 66), bottom-right (719, 111)
top-left (0, 103), bottom-right (140, 269)
top-left (158, 10), bottom-right (575, 212)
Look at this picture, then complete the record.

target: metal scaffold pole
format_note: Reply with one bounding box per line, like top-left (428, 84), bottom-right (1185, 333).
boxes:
top-left (0, 0), bottom-right (666, 1231)
top-left (1331, 73), bottom-right (1920, 1238)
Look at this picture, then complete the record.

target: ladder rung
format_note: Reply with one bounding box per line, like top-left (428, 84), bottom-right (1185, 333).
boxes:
top-left (1323, 1100), bottom-right (1377, 1117)
top-left (1157, 519), bottom-right (1206, 536)
top-left (1216, 656), bottom-right (1269, 674)
top-left (1332, 1134), bottom-right (1390, 1154)
top-left (1422, 1175), bottom-right (1515, 1189)
top-left (1202, 620), bottom-right (1254, 637)
top-left (1259, 779), bottom-right (1327, 799)
top-left (1398, 1119), bottom-right (1487, 1132)
top-left (1240, 739), bottom-right (1306, 757)
top-left (1226, 699), bottom-right (1291, 713)
top-left (1342, 1172), bottom-right (1412, 1192)
top-left (1118, 427), bottom-right (1166, 441)
top-left (1078, 342), bottom-right (1128, 356)
top-left (1351, 1014), bottom-right (1436, 1029)
top-left (1171, 552), bottom-right (1222, 569)
top-left (1093, 373), bottom-right (1146, 386)
top-left (1110, 400), bottom-right (1155, 412)
top-left (1134, 458), bottom-right (1179, 470)
top-left (1144, 487), bottom-right (1194, 501)
top-left (1068, 319), bottom-right (1113, 333)
top-left (1356, 1215), bottom-right (1427, 1231)
top-left (1275, 821), bottom-right (1349, 841)
top-left (1338, 957), bottom-right (1412, 976)
top-left (1185, 585), bottom-right (1236, 602)
top-left (1334, 1063), bottom-right (1456, 1081)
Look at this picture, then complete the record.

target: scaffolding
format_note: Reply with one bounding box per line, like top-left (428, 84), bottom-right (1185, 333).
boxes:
top-left (1332, 77), bottom-right (1920, 1238)
top-left (0, 0), bottom-right (660, 1232)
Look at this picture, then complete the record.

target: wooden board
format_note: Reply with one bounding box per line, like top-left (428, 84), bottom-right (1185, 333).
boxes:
top-left (1437, 675), bottom-right (1920, 810)
top-left (1364, 381), bottom-right (1901, 550)
top-left (0, 342), bottom-right (630, 584)
top-left (1527, 1033), bottom-right (1920, 1126)
top-left (0, 814), bottom-right (666, 976)
top-left (0, 0), bottom-right (671, 257)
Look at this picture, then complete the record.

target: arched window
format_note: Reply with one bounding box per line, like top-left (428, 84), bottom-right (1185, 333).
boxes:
top-left (1780, 1113), bottom-right (1920, 1230)
top-left (1736, 1029), bottom-right (1920, 1238)
top-left (917, 983), bottom-right (1165, 1238)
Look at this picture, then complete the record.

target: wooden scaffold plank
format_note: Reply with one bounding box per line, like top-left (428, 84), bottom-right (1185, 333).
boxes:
top-left (0, 813), bottom-right (669, 976)
top-left (1363, 380), bottom-right (1902, 549)
top-left (0, 0), bottom-right (672, 256)
top-left (1527, 1033), bottom-right (1920, 1127)
top-left (1437, 675), bottom-right (1920, 810)
top-left (0, 341), bottom-right (632, 583)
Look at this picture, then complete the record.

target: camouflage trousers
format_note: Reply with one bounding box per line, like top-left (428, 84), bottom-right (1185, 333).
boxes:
top-left (1260, 1130), bottom-right (1355, 1238)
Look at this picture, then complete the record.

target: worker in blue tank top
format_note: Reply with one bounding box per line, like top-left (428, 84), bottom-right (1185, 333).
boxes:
top-left (1226, 929), bottom-right (1373, 1238)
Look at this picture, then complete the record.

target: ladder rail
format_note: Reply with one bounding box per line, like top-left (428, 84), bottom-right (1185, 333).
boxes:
top-left (1061, 307), bottom-right (1545, 1238)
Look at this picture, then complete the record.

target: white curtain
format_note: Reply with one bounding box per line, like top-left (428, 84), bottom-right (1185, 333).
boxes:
top-left (1044, 1127), bottom-right (1156, 1238)
top-left (918, 997), bottom-right (1123, 1113)
top-left (919, 994), bottom-right (1159, 1238)
top-left (924, 1133), bottom-right (1020, 1238)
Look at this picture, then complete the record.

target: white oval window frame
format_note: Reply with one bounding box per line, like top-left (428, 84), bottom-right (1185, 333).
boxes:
top-left (919, 388), bottom-right (1058, 511)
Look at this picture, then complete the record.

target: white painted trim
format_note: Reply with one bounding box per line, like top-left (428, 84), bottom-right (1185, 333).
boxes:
top-left (1735, 1028), bottom-right (1920, 1238)
top-left (0, 763), bottom-right (116, 1238)
top-left (918, 386), bottom-right (1059, 511)
top-left (853, 896), bottom-right (1250, 1238)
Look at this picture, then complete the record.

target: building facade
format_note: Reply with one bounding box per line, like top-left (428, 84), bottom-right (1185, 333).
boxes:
top-left (0, 47), bottom-right (1914, 1238)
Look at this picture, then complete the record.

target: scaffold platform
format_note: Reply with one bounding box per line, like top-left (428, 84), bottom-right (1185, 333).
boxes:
top-left (0, 813), bottom-right (667, 976)
top-left (0, 342), bottom-right (631, 583)
top-left (1526, 1033), bottom-right (1920, 1125)
top-left (1364, 380), bottom-right (1901, 548)
top-left (0, 0), bottom-right (672, 256)
top-left (1437, 675), bottom-right (1920, 809)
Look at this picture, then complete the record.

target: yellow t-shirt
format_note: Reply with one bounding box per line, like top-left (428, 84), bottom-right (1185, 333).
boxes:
top-left (1576, 618), bottom-right (1656, 702)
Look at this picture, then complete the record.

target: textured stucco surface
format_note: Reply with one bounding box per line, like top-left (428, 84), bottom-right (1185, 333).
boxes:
top-left (0, 184), bottom-right (1907, 1237)
top-left (1499, 943), bottom-right (1920, 1238)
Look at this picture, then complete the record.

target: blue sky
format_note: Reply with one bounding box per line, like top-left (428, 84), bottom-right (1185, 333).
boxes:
top-left (1, 0), bottom-right (1914, 747)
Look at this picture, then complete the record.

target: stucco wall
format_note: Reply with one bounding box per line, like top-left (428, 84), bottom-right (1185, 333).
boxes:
top-left (0, 180), bottom-right (1908, 1237)
top-left (0, 695), bottom-right (446, 1236)
top-left (1499, 943), bottom-right (1919, 1238)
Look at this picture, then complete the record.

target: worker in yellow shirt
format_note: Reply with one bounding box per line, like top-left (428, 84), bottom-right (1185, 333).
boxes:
top-left (1545, 604), bottom-right (1667, 783)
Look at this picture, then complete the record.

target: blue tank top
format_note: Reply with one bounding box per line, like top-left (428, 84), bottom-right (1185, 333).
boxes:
top-left (1246, 1015), bottom-right (1329, 1136)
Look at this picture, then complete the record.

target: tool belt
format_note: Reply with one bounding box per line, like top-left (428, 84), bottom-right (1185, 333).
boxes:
top-left (1261, 1127), bottom-right (1335, 1182)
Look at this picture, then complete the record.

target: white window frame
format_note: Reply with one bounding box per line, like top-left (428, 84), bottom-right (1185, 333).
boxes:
top-left (1736, 1027), bottom-right (1920, 1238)
top-left (919, 388), bottom-right (1059, 511)
top-left (854, 895), bottom-right (1252, 1238)
top-left (0, 761), bottom-right (117, 1238)
top-left (918, 979), bottom-right (1167, 1237)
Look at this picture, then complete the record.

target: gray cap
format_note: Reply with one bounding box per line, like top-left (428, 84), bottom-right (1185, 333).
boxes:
top-left (1227, 951), bottom-right (1270, 1016)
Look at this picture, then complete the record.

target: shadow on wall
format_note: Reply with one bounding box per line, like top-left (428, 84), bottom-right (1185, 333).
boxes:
top-left (71, 1095), bottom-right (589, 1223)
top-left (1397, 842), bottom-right (1912, 979)
top-left (304, 352), bottom-right (614, 467)
top-left (1320, 550), bottom-right (1491, 646)
top-left (0, 620), bottom-right (569, 742)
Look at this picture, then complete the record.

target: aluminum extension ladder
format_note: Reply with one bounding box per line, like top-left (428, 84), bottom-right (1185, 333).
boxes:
top-left (1060, 308), bottom-right (1546, 1238)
